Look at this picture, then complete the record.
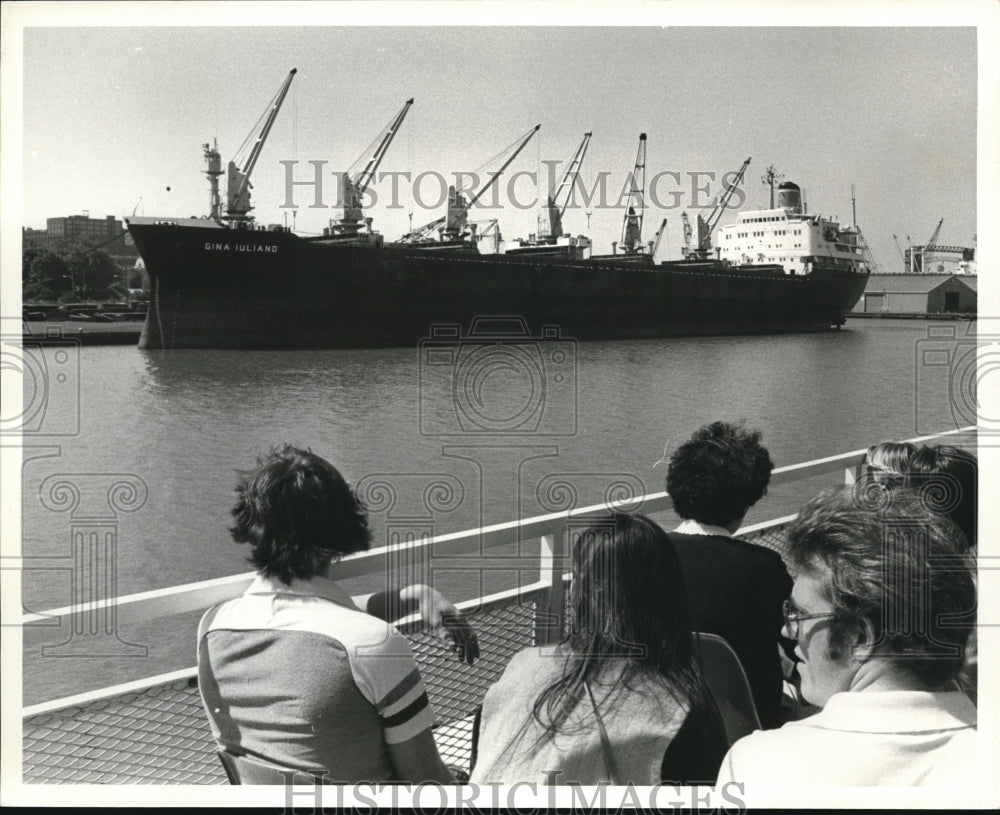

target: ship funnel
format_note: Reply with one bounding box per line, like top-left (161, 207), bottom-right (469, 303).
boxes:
top-left (777, 181), bottom-right (802, 212)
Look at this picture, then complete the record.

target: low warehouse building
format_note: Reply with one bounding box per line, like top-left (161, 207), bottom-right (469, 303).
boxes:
top-left (854, 274), bottom-right (977, 315)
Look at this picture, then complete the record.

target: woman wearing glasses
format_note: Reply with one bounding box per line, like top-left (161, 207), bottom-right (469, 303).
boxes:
top-left (716, 485), bottom-right (976, 787)
top-left (470, 511), bottom-right (728, 785)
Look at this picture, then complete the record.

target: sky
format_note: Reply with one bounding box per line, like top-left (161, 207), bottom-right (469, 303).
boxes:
top-left (7, 3), bottom-right (989, 273)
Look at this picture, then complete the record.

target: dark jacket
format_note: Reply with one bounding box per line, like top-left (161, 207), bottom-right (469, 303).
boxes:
top-left (668, 531), bottom-right (792, 729)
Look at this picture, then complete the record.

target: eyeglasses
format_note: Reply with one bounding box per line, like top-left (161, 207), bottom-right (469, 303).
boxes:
top-left (782, 599), bottom-right (835, 639)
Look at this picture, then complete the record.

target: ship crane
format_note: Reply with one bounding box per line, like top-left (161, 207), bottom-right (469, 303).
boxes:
top-left (651, 218), bottom-right (668, 259)
top-left (220, 68), bottom-right (297, 223)
top-left (919, 217), bottom-right (945, 272)
top-left (332, 98), bottom-right (414, 235)
top-left (618, 133), bottom-right (647, 254)
top-left (399, 124), bottom-right (540, 244)
top-left (904, 218), bottom-right (947, 273)
top-left (684, 156), bottom-right (752, 259)
top-left (892, 234), bottom-right (906, 265)
top-left (681, 211), bottom-right (693, 256)
top-left (538, 132), bottom-right (592, 241)
top-left (926, 217), bottom-right (944, 249)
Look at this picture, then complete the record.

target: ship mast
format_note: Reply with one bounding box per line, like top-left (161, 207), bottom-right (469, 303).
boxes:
top-left (203, 139), bottom-right (223, 221)
top-left (761, 165), bottom-right (784, 209)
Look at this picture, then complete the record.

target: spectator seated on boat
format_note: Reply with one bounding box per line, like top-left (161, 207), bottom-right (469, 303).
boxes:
top-left (855, 440), bottom-right (976, 551)
top-left (470, 512), bottom-right (728, 786)
top-left (664, 421), bottom-right (792, 729)
top-left (857, 441), bottom-right (979, 702)
top-left (854, 440), bottom-right (918, 488)
top-left (197, 445), bottom-right (477, 784)
top-left (716, 485), bottom-right (977, 787)
top-left (905, 444), bottom-right (977, 551)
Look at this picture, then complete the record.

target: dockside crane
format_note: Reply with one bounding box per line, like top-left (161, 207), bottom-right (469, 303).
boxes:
top-left (399, 124), bottom-right (540, 244)
top-left (216, 68), bottom-right (297, 223)
top-left (618, 133), bottom-right (647, 254)
top-left (892, 234), bottom-right (906, 265)
top-left (332, 98), bottom-right (414, 235)
top-left (538, 132), bottom-right (592, 241)
top-left (684, 156), bottom-right (752, 259)
top-left (926, 218), bottom-right (944, 249)
top-left (918, 217), bottom-right (945, 272)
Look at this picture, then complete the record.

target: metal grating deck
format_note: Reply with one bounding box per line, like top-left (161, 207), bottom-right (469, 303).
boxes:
top-left (22, 595), bottom-right (541, 784)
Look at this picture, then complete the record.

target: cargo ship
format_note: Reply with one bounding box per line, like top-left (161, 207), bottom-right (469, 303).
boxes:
top-left (126, 72), bottom-right (869, 350)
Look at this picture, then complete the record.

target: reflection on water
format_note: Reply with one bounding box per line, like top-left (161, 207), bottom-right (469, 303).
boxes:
top-left (18, 319), bottom-right (973, 701)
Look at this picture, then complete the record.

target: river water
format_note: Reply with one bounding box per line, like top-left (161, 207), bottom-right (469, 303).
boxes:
top-left (17, 317), bottom-right (977, 703)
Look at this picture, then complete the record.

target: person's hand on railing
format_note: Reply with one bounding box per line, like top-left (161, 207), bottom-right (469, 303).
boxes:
top-left (399, 584), bottom-right (480, 665)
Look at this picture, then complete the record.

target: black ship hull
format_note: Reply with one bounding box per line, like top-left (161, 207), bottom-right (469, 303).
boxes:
top-left (128, 221), bottom-right (869, 350)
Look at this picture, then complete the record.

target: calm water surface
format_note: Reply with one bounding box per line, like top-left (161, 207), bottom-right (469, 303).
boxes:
top-left (19, 318), bottom-right (975, 702)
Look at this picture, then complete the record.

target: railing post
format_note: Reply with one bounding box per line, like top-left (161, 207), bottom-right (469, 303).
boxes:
top-left (534, 529), bottom-right (567, 645)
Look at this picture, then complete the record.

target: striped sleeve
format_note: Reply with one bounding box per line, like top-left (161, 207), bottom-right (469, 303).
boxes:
top-left (349, 625), bottom-right (436, 744)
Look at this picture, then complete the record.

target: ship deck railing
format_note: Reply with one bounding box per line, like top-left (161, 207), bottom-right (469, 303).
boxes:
top-left (17, 427), bottom-right (975, 785)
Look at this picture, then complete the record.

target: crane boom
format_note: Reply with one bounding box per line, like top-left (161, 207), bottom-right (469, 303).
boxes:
top-left (892, 234), bottom-right (906, 263)
top-left (554, 132), bottom-right (592, 218)
top-left (335, 98), bottom-right (414, 233)
top-left (688, 156), bottom-right (751, 256)
top-left (926, 218), bottom-right (944, 248)
top-left (226, 69), bottom-right (297, 221)
top-left (703, 157), bottom-right (751, 236)
top-left (620, 133), bottom-right (647, 253)
top-left (539, 131), bottom-right (591, 240)
top-left (400, 124), bottom-right (540, 243)
top-left (352, 99), bottom-right (414, 204)
top-left (651, 218), bottom-right (668, 258)
top-left (467, 124), bottom-right (540, 209)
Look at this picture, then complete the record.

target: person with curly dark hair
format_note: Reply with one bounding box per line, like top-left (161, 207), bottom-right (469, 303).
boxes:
top-left (197, 445), bottom-right (477, 783)
top-left (665, 421), bottom-right (791, 729)
top-left (716, 485), bottom-right (976, 786)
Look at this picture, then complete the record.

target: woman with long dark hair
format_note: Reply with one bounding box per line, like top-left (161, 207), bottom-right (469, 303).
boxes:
top-left (470, 511), bottom-right (728, 785)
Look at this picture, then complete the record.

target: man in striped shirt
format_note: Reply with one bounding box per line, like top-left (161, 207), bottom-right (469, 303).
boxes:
top-left (198, 445), bottom-right (475, 783)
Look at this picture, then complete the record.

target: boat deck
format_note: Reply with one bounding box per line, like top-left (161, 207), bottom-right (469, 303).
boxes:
top-left (21, 526), bottom-right (793, 786)
top-left (16, 428), bottom-right (976, 787)
top-left (22, 585), bottom-right (550, 785)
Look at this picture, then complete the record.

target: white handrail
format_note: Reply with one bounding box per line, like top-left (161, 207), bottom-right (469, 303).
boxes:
top-left (19, 426), bottom-right (975, 718)
top-left (19, 426), bottom-right (975, 627)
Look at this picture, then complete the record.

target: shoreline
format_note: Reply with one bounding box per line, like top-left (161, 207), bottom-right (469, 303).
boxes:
top-left (18, 314), bottom-right (976, 348)
top-left (21, 320), bottom-right (143, 345)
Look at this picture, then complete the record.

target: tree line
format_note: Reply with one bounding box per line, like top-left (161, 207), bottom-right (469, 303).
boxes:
top-left (22, 243), bottom-right (147, 302)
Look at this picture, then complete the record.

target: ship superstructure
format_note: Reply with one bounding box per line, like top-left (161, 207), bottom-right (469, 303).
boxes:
top-left (717, 180), bottom-right (869, 276)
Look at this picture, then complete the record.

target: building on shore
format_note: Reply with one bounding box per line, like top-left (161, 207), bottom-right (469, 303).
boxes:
top-left (853, 273), bottom-right (977, 315)
top-left (23, 214), bottom-right (140, 270)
